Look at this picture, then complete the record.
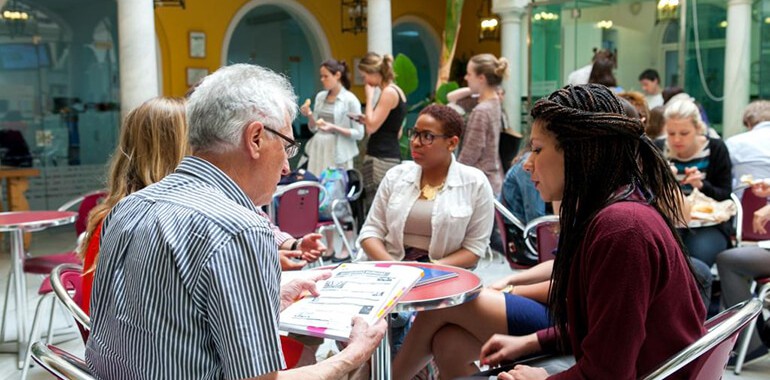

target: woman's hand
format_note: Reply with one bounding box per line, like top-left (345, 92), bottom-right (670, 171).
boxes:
top-left (364, 84), bottom-right (376, 100)
top-left (681, 167), bottom-right (704, 189)
top-left (300, 100), bottom-right (312, 118)
top-left (498, 365), bottom-right (549, 380)
top-left (489, 276), bottom-right (514, 291)
top-left (753, 204), bottom-right (770, 234)
top-left (480, 333), bottom-right (541, 367)
top-left (316, 119), bottom-right (334, 133)
top-left (751, 182), bottom-right (770, 198)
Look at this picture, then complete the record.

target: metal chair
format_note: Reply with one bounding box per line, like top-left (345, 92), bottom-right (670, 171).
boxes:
top-left (523, 215), bottom-right (560, 263)
top-left (641, 298), bottom-right (763, 380)
top-left (731, 186), bottom-right (770, 247)
top-left (733, 276), bottom-right (770, 374)
top-left (1, 191), bottom-right (103, 368)
top-left (468, 299), bottom-right (762, 380)
top-left (493, 200), bottom-right (535, 269)
top-left (21, 264), bottom-right (88, 379)
top-left (330, 169), bottom-right (365, 263)
top-left (30, 342), bottom-right (94, 380)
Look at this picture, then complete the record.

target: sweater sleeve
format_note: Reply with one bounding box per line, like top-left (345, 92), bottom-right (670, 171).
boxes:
top-left (549, 218), bottom-right (656, 379)
top-left (700, 139), bottom-right (733, 201)
top-left (458, 107), bottom-right (489, 166)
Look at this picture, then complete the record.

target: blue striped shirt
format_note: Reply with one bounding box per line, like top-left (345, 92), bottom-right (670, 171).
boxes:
top-left (86, 156), bottom-right (285, 379)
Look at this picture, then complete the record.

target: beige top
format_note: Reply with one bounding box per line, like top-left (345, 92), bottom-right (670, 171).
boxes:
top-left (403, 198), bottom-right (434, 251)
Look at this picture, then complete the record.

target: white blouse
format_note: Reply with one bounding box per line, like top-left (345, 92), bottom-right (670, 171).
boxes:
top-left (358, 156), bottom-right (494, 261)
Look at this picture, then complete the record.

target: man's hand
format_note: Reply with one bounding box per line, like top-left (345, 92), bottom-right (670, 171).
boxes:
top-left (343, 317), bottom-right (387, 364)
top-left (480, 333), bottom-right (541, 367)
top-left (751, 182), bottom-right (770, 198)
top-left (498, 365), bottom-right (549, 380)
top-left (753, 204), bottom-right (770, 235)
top-left (279, 270), bottom-right (332, 311)
top-left (299, 233), bottom-right (326, 263)
top-left (279, 250), bottom-right (307, 271)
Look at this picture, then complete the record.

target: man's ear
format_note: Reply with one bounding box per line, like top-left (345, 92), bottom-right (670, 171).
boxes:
top-left (245, 121), bottom-right (264, 159)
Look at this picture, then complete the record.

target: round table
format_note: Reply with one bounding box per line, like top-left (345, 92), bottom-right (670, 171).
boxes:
top-left (0, 211), bottom-right (77, 367)
top-left (361, 262), bottom-right (483, 380)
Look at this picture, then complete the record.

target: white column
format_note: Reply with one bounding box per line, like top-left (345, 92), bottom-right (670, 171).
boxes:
top-left (494, 0), bottom-right (528, 134)
top-left (367, 0), bottom-right (392, 55)
top-left (117, 0), bottom-right (159, 118)
top-left (722, 0), bottom-right (752, 138)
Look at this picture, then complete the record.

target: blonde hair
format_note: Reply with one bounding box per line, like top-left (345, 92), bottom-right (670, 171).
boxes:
top-left (742, 100), bottom-right (770, 129)
top-left (664, 98), bottom-right (706, 134)
top-left (358, 52), bottom-right (395, 82)
top-left (80, 97), bottom-right (189, 269)
top-left (469, 54), bottom-right (509, 86)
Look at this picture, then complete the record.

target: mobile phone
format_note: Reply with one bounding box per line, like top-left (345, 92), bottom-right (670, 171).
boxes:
top-left (347, 113), bottom-right (364, 122)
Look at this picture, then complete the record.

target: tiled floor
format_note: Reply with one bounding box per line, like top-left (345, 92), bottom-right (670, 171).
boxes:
top-left (1, 225), bottom-right (769, 379)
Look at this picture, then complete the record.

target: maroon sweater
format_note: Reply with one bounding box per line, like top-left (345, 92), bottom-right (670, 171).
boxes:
top-left (537, 201), bottom-right (706, 379)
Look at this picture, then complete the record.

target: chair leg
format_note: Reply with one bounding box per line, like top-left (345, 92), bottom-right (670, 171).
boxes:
top-left (45, 297), bottom-right (56, 344)
top-left (20, 293), bottom-right (53, 380)
top-left (0, 270), bottom-right (13, 342)
top-left (734, 284), bottom-right (770, 375)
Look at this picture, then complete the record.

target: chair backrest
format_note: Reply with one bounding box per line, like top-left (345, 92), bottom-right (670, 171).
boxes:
top-left (272, 181), bottom-right (327, 238)
top-left (640, 298), bottom-right (763, 380)
top-left (30, 342), bottom-right (94, 380)
top-left (493, 200), bottom-right (534, 269)
top-left (58, 190), bottom-right (107, 237)
top-left (346, 168), bottom-right (366, 230)
top-left (739, 188), bottom-right (770, 242)
top-left (523, 215), bottom-right (560, 263)
top-left (51, 264), bottom-right (90, 342)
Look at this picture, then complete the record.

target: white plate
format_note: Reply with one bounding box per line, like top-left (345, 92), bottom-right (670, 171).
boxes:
top-left (758, 240), bottom-right (770, 250)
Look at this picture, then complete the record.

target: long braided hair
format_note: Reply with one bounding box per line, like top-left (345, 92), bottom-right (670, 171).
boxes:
top-left (531, 84), bottom-right (689, 350)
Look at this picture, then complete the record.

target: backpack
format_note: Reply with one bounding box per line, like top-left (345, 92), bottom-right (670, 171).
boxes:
top-left (318, 167), bottom-right (349, 221)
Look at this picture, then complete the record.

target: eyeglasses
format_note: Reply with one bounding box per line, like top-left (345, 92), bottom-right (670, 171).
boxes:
top-left (408, 129), bottom-right (450, 146)
top-left (263, 126), bottom-right (300, 159)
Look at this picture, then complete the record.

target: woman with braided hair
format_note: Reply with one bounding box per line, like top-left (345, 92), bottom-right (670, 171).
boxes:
top-left (479, 84), bottom-right (706, 379)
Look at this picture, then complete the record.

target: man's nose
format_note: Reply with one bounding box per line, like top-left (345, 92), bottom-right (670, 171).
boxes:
top-left (281, 159), bottom-right (291, 176)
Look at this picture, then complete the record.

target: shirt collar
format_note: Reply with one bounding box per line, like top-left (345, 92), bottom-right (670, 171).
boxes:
top-left (175, 156), bottom-right (259, 213)
top-left (406, 155), bottom-right (463, 189)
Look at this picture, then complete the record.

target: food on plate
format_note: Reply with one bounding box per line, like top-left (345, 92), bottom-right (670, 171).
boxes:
top-left (740, 174), bottom-right (754, 185)
top-left (693, 204), bottom-right (714, 214)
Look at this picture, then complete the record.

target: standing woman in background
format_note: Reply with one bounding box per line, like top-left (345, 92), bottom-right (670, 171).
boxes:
top-left (300, 59), bottom-right (364, 176)
top-left (459, 54), bottom-right (508, 195)
top-left (357, 52), bottom-right (407, 208)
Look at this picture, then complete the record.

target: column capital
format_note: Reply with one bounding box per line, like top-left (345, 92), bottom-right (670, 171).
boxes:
top-left (493, 0), bottom-right (529, 18)
top-left (727, 0), bottom-right (752, 6)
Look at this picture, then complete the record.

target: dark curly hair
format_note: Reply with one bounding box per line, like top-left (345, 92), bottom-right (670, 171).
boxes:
top-left (418, 104), bottom-right (464, 139)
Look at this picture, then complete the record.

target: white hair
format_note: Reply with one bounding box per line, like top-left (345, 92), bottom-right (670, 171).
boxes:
top-left (186, 64), bottom-right (298, 153)
top-left (664, 98), bottom-right (706, 134)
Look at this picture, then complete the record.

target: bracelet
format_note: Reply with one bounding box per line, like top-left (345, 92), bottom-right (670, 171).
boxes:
top-left (290, 238), bottom-right (302, 251)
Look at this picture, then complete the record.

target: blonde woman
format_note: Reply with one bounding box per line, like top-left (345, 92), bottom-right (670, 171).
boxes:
top-left (661, 98), bottom-right (733, 267)
top-left (357, 52), bottom-right (407, 208)
top-left (79, 97), bottom-right (189, 314)
top-left (459, 54), bottom-right (509, 195)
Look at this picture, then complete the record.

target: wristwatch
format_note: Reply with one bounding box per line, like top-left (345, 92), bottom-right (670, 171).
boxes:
top-left (290, 238), bottom-right (302, 251)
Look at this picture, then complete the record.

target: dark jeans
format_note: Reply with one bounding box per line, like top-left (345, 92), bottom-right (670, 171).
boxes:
top-left (680, 226), bottom-right (729, 267)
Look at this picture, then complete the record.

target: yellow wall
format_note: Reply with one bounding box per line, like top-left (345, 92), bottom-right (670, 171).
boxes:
top-left (155, 0), bottom-right (449, 99)
top-left (455, 0), bottom-right (501, 72)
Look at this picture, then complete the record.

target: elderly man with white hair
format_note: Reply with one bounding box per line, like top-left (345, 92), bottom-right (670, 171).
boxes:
top-left (85, 64), bottom-right (385, 379)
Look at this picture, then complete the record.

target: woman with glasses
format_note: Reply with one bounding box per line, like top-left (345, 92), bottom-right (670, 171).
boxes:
top-left (358, 104), bottom-right (493, 268)
top-left (356, 104), bottom-right (494, 372)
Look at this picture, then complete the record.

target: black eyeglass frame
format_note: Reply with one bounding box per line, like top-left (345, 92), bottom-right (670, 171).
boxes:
top-left (408, 129), bottom-right (451, 145)
top-left (263, 125), bottom-right (300, 158)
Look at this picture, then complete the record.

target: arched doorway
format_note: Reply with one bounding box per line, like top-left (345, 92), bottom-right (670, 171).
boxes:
top-left (392, 16), bottom-right (440, 126)
top-left (223, 0), bottom-right (330, 137)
